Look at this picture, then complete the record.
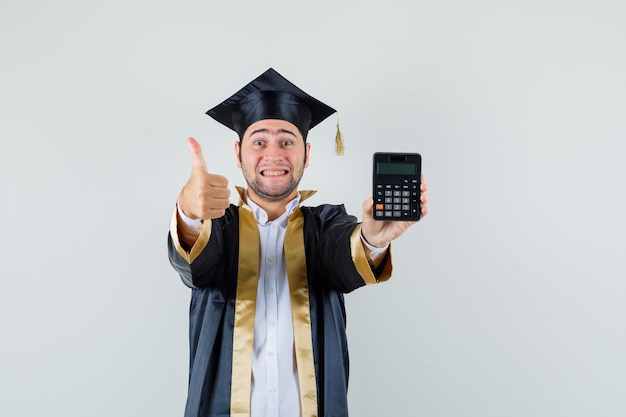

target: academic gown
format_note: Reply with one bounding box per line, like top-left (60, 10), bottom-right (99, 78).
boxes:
top-left (168, 191), bottom-right (393, 417)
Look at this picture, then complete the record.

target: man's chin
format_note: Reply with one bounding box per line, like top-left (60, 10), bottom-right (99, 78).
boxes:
top-left (256, 190), bottom-right (296, 202)
top-left (250, 184), bottom-right (298, 202)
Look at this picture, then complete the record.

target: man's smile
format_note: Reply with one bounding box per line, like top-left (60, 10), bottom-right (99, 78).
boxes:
top-left (260, 169), bottom-right (289, 177)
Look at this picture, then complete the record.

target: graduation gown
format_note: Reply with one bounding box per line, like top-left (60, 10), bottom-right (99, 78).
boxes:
top-left (168, 190), bottom-right (393, 417)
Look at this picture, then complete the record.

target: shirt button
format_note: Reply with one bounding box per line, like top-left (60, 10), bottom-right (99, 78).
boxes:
top-left (267, 288), bottom-right (274, 294)
top-left (268, 351), bottom-right (275, 357)
top-left (269, 320), bottom-right (276, 327)
top-left (269, 386), bottom-right (277, 393)
top-left (268, 256), bottom-right (274, 262)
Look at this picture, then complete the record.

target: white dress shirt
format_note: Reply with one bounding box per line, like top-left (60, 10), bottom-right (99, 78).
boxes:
top-left (246, 195), bottom-right (302, 417)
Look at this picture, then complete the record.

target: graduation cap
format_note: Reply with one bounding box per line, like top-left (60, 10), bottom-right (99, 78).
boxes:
top-left (206, 68), bottom-right (344, 155)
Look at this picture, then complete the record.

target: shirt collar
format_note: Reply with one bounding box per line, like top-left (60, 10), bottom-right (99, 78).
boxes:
top-left (243, 191), bottom-right (301, 227)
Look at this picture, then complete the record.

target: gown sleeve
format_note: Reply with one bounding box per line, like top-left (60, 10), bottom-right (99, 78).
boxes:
top-left (313, 205), bottom-right (393, 293)
top-left (167, 204), bottom-right (237, 289)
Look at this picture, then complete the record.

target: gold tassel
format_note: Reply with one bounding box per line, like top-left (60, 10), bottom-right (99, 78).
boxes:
top-left (335, 114), bottom-right (345, 156)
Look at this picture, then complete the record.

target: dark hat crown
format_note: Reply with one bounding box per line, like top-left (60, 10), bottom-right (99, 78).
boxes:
top-left (206, 68), bottom-right (336, 139)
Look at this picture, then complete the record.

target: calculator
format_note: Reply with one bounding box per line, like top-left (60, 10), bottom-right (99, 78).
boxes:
top-left (372, 152), bottom-right (422, 221)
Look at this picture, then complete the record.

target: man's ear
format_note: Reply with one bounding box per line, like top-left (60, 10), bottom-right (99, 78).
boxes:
top-left (235, 141), bottom-right (242, 168)
top-left (304, 142), bottom-right (311, 168)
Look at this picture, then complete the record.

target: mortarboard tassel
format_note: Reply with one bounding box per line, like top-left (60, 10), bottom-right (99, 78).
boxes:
top-left (335, 114), bottom-right (345, 156)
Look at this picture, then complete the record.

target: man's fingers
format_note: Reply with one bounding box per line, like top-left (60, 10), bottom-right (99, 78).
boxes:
top-left (206, 173), bottom-right (230, 189)
top-left (362, 197), bottom-right (374, 220)
top-left (180, 137), bottom-right (231, 220)
top-left (187, 137), bottom-right (229, 188)
top-left (187, 137), bottom-right (208, 172)
top-left (420, 175), bottom-right (428, 192)
top-left (202, 181), bottom-right (231, 199)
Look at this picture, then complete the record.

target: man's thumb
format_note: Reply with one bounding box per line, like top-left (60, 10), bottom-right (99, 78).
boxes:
top-left (187, 137), bottom-right (208, 172)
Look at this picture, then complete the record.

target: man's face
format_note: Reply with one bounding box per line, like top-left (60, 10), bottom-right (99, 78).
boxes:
top-left (235, 119), bottom-right (310, 204)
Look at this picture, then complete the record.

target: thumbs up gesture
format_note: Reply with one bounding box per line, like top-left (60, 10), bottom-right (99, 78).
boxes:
top-left (178, 137), bottom-right (231, 220)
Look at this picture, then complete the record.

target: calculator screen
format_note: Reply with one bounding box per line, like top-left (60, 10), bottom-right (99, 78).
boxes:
top-left (376, 162), bottom-right (417, 175)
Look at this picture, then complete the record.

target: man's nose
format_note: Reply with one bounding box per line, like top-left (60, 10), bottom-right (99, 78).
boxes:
top-left (263, 143), bottom-right (284, 161)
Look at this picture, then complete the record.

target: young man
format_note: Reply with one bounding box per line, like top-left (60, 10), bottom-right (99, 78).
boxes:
top-left (168, 68), bottom-right (429, 417)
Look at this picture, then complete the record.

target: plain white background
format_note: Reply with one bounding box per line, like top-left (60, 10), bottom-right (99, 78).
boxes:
top-left (1, 1), bottom-right (625, 416)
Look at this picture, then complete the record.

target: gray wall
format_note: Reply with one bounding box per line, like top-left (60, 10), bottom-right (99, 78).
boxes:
top-left (1, 1), bottom-right (624, 416)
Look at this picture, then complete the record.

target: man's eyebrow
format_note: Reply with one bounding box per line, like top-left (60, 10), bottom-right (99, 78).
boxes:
top-left (248, 128), bottom-right (297, 137)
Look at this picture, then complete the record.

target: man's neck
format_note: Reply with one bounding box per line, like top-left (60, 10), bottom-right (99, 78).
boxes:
top-left (246, 189), bottom-right (298, 222)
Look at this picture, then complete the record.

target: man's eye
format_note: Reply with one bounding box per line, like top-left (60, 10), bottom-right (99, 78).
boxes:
top-left (282, 140), bottom-right (293, 146)
top-left (253, 140), bottom-right (264, 146)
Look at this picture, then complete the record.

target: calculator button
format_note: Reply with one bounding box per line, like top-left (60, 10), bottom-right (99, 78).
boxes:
top-left (375, 178), bottom-right (420, 220)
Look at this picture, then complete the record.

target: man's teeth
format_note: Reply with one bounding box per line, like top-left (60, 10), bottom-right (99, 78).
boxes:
top-left (263, 170), bottom-right (287, 176)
